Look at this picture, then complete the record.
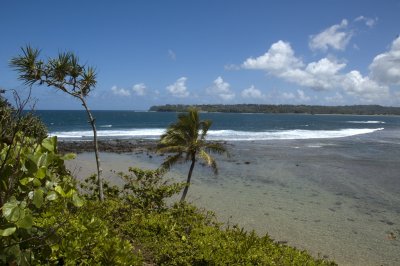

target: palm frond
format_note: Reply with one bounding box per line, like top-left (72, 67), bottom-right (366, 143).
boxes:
top-left (204, 142), bottom-right (228, 155)
top-left (157, 145), bottom-right (186, 154)
top-left (200, 120), bottom-right (212, 140)
top-left (198, 150), bottom-right (218, 174)
top-left (160, 153), bottom-right (182, 171)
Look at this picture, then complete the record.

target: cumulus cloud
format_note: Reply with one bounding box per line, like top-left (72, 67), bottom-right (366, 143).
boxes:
top-left (342, 70), bottom-right (389, 101)
top-left (355, 16), bottom-right (377, 28)
top-left (132, 83), bottom-right (146, 96)
top-left (369, 37), bottom-right (400, 85)
top-left (243, 41), bottom-right (345, 91)
top-left (325, 92), bottom-right (344, 103)
top-left (207, 76), bottom-right (235, 101)
top-left (241, 85), bottom-right (264, 98)
top-left (243, 41), bottom-right (303, 73)
top-left (166, 77), bottom-right (189, 98)
top-left (280, 90), bottom-right (310, 102)
top-left (282, 58), bottom-right (346, 91)
top-left (243, 39), bottom-right (391, 101)
top-left (309, 19), bottom-right (352, 51)
top-left (111, 86), bottom-right (131, 96)
top-left (297, 89), bottom-right (311, 101)
top-left (281, 91), bottom-right (296, 100)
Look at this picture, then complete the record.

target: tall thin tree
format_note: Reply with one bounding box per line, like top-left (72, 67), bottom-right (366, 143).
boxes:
top-left (10, 46), bottom-right (104, 201)
top-left (158, 108), bottom-right (227, 202)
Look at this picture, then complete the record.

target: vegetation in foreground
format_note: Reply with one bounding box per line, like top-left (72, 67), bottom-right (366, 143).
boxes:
top-left (0, 95), bottom-right (336, 265)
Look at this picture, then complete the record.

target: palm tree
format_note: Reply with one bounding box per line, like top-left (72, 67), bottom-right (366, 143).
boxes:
top-left (158, 108), bottom-right (227, 202)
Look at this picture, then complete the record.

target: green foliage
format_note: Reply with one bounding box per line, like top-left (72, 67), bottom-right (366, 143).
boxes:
top-left (98, 201), bottom-right (336, 266)
top-left (0, 135), bottom-right (84, 264)
top-left (41, 203), bottom-right (142, 265)
top-left (119, 167), bottom-right (184, 212)
top-left (10, 45), bottom-right (105, 202)
top-left (0, 97), bottom-right (47, 145)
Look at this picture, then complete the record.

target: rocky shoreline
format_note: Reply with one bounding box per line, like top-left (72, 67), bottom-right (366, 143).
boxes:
top-left (57, 139), bottom-right (158, 154)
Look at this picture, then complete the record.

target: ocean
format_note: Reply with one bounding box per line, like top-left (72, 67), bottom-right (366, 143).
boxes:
top-left (36, 110), bottom-right (400, 265)
top-left (34, 110), bottom-right (397, 141)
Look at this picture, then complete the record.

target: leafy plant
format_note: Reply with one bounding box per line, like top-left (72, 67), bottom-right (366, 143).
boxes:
top-left (10, 46), bottom-right (104, 201)
top-left (119, 167), bottom-right (184, 212)
top-left (0, 136), bottom-right (83, 264)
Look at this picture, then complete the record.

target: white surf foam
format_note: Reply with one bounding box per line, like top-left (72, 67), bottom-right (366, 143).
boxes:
top-left (206, 128), bottom-right (384, 141)
top-left (50, 127), bottom-right (384, 141)
top-left (347, 121), bottom-right (385, 124)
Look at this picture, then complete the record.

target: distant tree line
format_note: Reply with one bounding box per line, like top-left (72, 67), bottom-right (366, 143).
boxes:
top-left (149, 104), bottom-right (400, 115)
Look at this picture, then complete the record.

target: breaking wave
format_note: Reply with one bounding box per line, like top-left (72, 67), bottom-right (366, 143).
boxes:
top-left (50, 127), bottom-right (384, 141)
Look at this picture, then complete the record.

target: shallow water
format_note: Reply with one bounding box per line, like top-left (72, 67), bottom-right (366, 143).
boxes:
top-left (65, 129), bottom-right (400, 266)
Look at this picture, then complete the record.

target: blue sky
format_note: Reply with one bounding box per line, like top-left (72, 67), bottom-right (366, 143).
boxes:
top-left (1, 0), bottom-right (399, 110)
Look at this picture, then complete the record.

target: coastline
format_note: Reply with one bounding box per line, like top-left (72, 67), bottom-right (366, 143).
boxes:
top-left (63, 136), bottom-right (400, 266)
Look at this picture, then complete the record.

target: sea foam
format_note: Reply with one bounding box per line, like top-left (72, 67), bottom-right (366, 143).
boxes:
top-left (51, 127), bottom-right (384, 141)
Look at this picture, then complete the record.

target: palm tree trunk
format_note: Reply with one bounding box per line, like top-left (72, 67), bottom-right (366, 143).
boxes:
top-left (80, 97), bottom-right (104, 201)
top-left (180, 156), bottom-right (196, 202)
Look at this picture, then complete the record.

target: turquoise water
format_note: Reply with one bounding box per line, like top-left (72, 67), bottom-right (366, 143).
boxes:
top-left (53, 110), bottom-right (400, 265)
top-left (33, 110), bottom-right (399, 140)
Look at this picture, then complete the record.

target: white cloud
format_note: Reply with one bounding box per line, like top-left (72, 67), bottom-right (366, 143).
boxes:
top-left (243, 41), bottom-right (346, 91)
top-left (369, 37), bottom-right (400, 85)
top-left (297, 89), bottom-right (311, 101)
top-left (282, 92), bottom-right (296, 100)
top-left (132, 83), bottom-right (146, 96)
top-left (325, 92), bottom-right (344, 103)
top-left (342, 70), bottom-right (389, 101)
top-left (355, 16), bottom-right (377, 28)
top-left (111, 86), bottom-right (131, 96)
top-left (280, 90), bottom-right (310, 102)
top-left (166, 77), bottom-right (189, 98)
top-left (282, 58), bottom-right (346, 91)
top-left (242, 39), bottom-right (392, 101)
top-left (309, 19), bottom-right (352, 51)
top-left (241, 85), bottom-right (264, 98)
top-left (242, 40), bottom-right (304, 73)
top-left (224, 64), bottom-right (241, 70)
top-left (168, 49), bottom-right (176, 60)
top-left (207, 76), bottom-right (235, 101)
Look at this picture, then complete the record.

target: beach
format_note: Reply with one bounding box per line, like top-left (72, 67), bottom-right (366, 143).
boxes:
top-left (64, 128), bottom-right (400, 266)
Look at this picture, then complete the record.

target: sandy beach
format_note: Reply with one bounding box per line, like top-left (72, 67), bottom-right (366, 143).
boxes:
top-left (63, 130), bottom-right (400, 266)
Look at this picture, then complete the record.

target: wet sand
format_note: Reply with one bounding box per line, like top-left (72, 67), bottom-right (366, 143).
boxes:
top-left (63, 131), bottom-right (400, 266)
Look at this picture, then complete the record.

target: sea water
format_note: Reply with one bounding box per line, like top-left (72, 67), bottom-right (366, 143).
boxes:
top-left (36, 110), bottom-right (400, 265)
top-left (34, 110), bottom-right (395, 140)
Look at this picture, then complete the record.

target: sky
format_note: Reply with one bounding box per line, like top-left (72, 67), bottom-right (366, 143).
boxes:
top-left (0, 0), bottom-right (399, 110)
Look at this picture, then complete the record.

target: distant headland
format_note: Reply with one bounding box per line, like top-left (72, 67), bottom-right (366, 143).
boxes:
top-left (149, 104), bottom-right (400, 115)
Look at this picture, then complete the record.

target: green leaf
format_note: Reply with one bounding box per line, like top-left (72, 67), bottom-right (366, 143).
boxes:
top-left (16, 212), bottom-right (32, 229)
top-left (55, 185), bottom-right (66, 197)
top-left (33, 189), bottom-right (44, 208)
top-left (0, 227), bottom-right (16, 236)
top-left (72, 193), bottom-right (84, 207)
top-left (20, 177), bottom-right (33, 186)
top-left (2, 198), bottom-right (21, 222)
top-left (41, 137), bottom-right (56, 152)
top-left (36, 167), bottom-right (46, 179)
top-left (46, 191), bottom-right (58, 201)
top-left (61, 153), bottom-right (76, 160)
top-left (32, 178), bottom-right (41, 187)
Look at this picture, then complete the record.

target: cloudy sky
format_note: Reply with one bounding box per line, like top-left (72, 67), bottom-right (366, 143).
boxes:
top-left (0, 0), bottom-right (399, 110)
